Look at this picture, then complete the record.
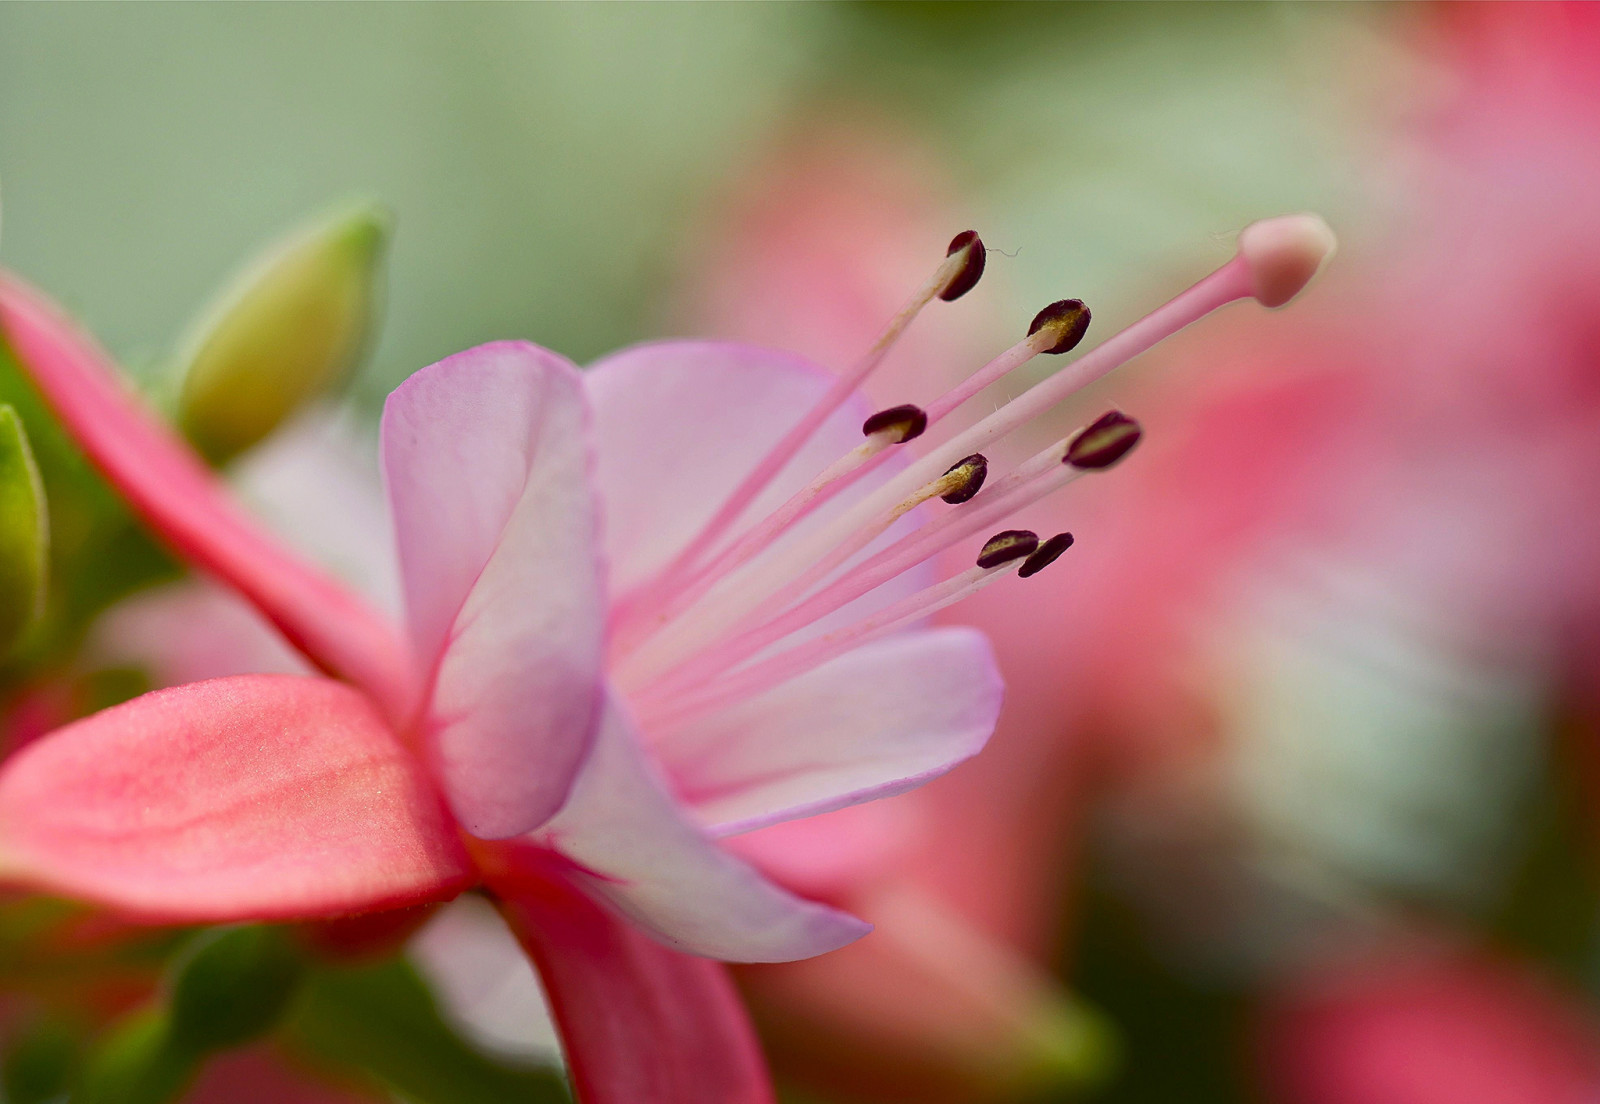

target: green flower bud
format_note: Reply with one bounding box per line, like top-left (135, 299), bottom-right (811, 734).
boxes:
top-left (0, 405), bottom-right (48, 656)
top-left (175, 202), bottom-right (390, 465)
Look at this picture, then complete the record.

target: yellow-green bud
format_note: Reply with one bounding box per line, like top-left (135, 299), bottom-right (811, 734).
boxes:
top-left (175, 202), bottom-right (391, 465)
top-left (0, 405), bottom-right (47, 656)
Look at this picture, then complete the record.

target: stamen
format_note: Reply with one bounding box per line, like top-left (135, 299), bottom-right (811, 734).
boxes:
top-left (975, 529), bottom-right (1039, 568)
top-left (622, 416), bottom-right (1129, 699)
top-left (921, 304), bottom-right (1090, 425)
top-left (1027, 299), bottom-right (1093, 355)
top-left (1064, 410), bottom-right (1142, 469)
top-left (616, 296), bottom-right (1091, 657)
top-left (612, 231), bottom-right (988, 630)
top-left (619, 216), bottom-right (1332, 688)
top-left (938, 454), bottom-right (988, 504)
top-left (862, 403), bottom-right (928, 443)
top-left (1017, 532), bottom-right (1073, 578)
top-left (639, 559), bottom-right (1022, 728)
top-left (939, 231), bottom-right (987, 301)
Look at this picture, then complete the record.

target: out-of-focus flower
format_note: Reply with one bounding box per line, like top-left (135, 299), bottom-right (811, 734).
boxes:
top-left (823, 7), bottom-right (1600, 1099)
top-left (1258, 945), bottom-right (1600, 1104)
top-left (1021, 1), bottom-right (1600, 952)
top-left (172, 204), bottom-right (390, 467)
top-left (0, 404), bottom-right (47, 656)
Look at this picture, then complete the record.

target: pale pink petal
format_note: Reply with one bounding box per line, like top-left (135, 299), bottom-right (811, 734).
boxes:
top-left (488, 849), bottom-right (776, 1104)
top-left (410, 895), bottom-right (561, 1064)
top-left (230, 409), bottom-right (402, 616)
top-left (90, 580), bottom-right (312, 686)
top-left (383, 341), bottom-right (606, 840)
top-left (0, 675), bottom-right (471, 922)
top-left (585, 340), bottom-right (930, 601)
top-left (0, 271), bottom-right (414, 712)
top-left (532, 696), bottom-right (870, 962)
top-left (656, 627), bottom-right (1002, 836)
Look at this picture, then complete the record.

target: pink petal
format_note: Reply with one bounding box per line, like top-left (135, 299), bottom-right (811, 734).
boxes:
top-left (487, 847), bottom-right (777, 1104)
top-left (657, 628), bottom-right (1002, 836)
top-left (383, 342), bottom-right (606, 839)
top-left (0, 271), bottom-right (414, 712)
top-left (532, 696), bottom-right (870, 962)
top-left (0, 675), bottom-right (471, 922)
top-left (585, 340), bottom-right (929, 600)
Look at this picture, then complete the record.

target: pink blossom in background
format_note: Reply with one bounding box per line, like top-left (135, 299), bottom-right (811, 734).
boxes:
top-left (673, 7), bottom-right (1600, 1100)
top-left (1259, 948), bottom-right (1600, 1104)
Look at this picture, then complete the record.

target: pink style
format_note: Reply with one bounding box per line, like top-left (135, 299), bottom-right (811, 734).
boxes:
top-left (0, 214), bottom-right (1330, 1102)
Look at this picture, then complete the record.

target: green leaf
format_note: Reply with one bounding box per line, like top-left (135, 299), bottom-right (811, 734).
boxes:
top-left (73, 1008), bottom-right (196, 1104)
top-left (1, 1012), bottom-right (83, 1104)
top-left (167, 926), bottom-right (306, 1054)
top-left (0, 404), bottom-right (47, 656)
top-left (289, 957), bottom-right (569, 1104)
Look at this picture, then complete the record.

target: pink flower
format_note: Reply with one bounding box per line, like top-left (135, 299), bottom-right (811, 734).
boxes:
top-left (1258, 946), bottom-right (1600, 1104)
top-left (0, 208), bottom-right (1329, 1099)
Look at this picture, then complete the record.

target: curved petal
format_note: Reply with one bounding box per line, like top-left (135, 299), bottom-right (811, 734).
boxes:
top-left (487, 848), bottom-right (775, 1104)
top-left (586, 340), bottom-right (931, 603)
top-left (383, 342), bottom-right (606, 840)
top-left (0, 675), bottom-right (471, 922)
top-left (657, 627), bottom-right (1003, 836)
top-left (0, 271), bottom-right (413, 712)
top-left (532, 695), bottom-right (869, 963)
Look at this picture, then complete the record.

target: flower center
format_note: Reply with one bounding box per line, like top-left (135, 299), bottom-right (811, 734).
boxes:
top-left (610, 216), bottom-right (1335, 730)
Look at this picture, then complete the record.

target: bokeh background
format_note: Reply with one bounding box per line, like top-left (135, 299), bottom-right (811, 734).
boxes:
top-left (4, 3), bottom-right (1600, 1103)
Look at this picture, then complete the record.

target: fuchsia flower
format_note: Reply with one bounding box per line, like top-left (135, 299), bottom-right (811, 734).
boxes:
top-left (0, 211), bottom-right (1329, 1100)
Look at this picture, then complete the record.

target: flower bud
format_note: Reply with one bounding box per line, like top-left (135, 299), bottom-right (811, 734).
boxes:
top-left (0, 405), bottom-right (47, 657)
top-left (175, 203), bottom-right (391, 465)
